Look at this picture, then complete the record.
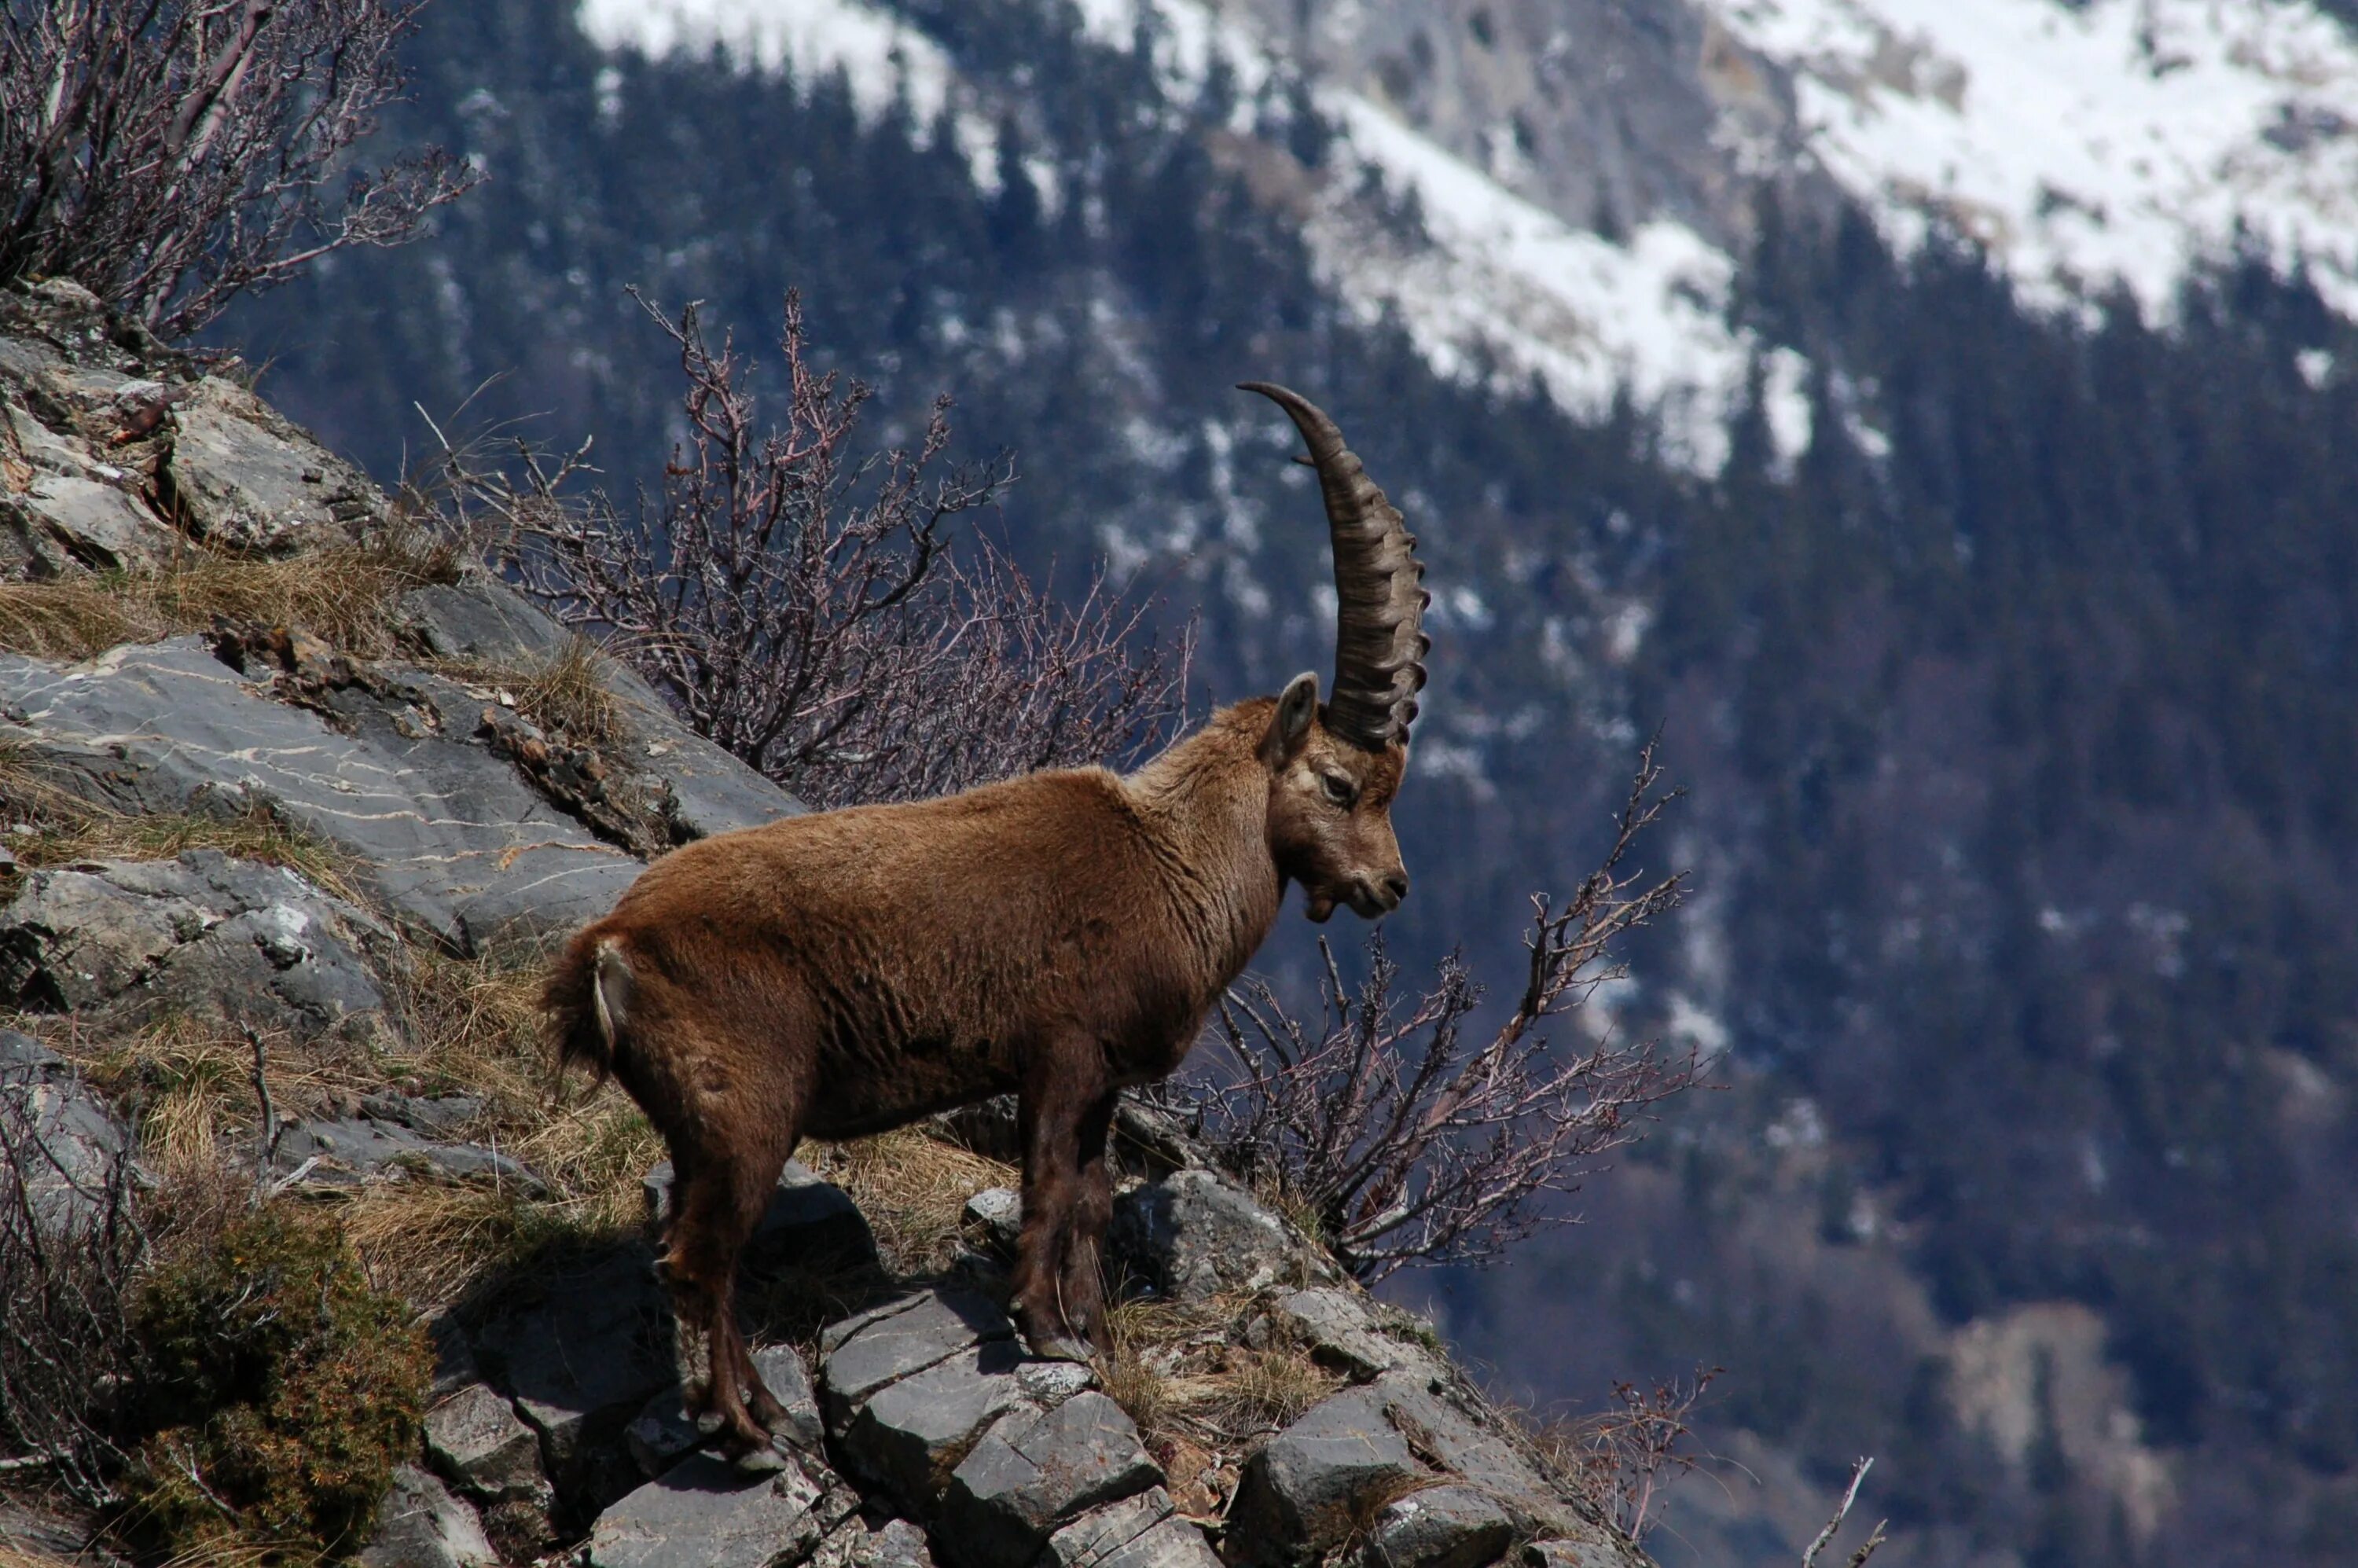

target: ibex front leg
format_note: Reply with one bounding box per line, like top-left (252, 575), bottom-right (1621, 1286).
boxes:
top-left (1012, 1036), bottom-right (1108, 1362)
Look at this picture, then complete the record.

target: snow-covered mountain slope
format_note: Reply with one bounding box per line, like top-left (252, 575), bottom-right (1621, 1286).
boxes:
top-left (577, 0), bottom-right (2358, 462)
top-left (1705, 0), bottom-right (2358, 318)
top-left (575, 0), bottom-right (1809, 473)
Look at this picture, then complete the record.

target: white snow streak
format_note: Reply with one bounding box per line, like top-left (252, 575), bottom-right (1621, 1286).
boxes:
top-left (1071, 0), bottom-right (1797, 472)
top-left (575, 0), bottom-right (1001, 189)
top-left (1709, 0), bottom-right (2358, 318)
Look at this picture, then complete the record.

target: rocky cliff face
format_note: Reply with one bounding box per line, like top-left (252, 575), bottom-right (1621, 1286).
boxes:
top-left (0, 278), bottom-right (1651, 1568)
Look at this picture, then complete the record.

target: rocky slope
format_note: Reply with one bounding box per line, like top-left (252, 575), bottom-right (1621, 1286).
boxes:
top-left (0, 277), bottom-right (1652, 1568)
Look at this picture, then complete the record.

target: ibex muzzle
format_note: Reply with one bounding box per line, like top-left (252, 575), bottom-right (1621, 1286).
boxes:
top-left (545, 384), bottom-right (1428, 1464)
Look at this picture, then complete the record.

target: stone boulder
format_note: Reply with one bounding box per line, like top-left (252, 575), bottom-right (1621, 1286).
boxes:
top-left (399, 577), bottom-right (796, 844)
top-left (812, 1515), bottom-right (936, 1568)
top-left (0, 626), bottom-right (803, 949)
top-left (358, 1463), bottom-right (498, 1568)
top-left (960, 1186), bottom-right (1023, 1254)
top-left (1224, 1386), bottom-right (1420, 1566)
top-left (468, 1246), bottom-right (678, 1508)
top-left (820, 1289), bottom-right (1021, 1419)
top-left (424, 1383), bottom-right (549, 1506)
top-left (585, 1452), bottom-right (828, 1568)
top-left (270, 1111), bottom-right (539, 1192)
top-left (0, 849), bottom-right (391, 1040)
top-left (1042, 1488), bottom-right (1222, 1568)
top-left (1266, 1288), bottom-right (1443, 1382)
top-left (1361, 1485), bottom-right (1515, 1568)
top-left (160, 375), bottom-right (384, 552)
top-left (935, 1393), bottom-right (1162, 1568)
top-left (1107, 1170), bottom-right (1335, 1301)
top-left (0, 637), bottom-right (638, 949)
top-left (0, 1028), bottom-right (131, 1229)
top-left (1521, 1541), bottom-right (1635, 1568)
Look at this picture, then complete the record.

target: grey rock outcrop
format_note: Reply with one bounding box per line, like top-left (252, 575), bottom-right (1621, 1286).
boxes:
top-left (960, 1186), bottom-right (1023, 1254)
top-left (271, 1111), bottom-right (539, 1192)
top-left (1225, 1385), bottom-right (1421, 1566)
top-left (0, 1028), bottom-right (131, 1229)
top-left (1108, 1169), bottom-right (1335, 1300)
top-left (162, 375), bottom-right (384, 551)
top-left (812, 1516), bottom-right (936, 1568)
top-left (1268, 1288), bottom-right (1443, 1381)
top-left (358, 1464), bottom-right (498, 1568)
top-left (1361, 1485), bottom-right (1515, 1568)
top-left (0, 849), bottom-right (391, 1038)
top-left (1041, 1487), bottom-right (1221, 1568)
top-left (399, 578), bottom-right (794, 844)
top-left (0, 637), bottom-right (641, 949)
top-left (1520, 1541), bottom-right (1629, 1568)
top-left (585, 1452), bottom-right (828, 1568)
top-left (935, 1393), bottom-right (1162, 1568)
top-left (839, 1338), bottom-right (1034, 1514)
top-left (425, 1383), bottom-right (549, 1505)
top-left (469, 1246), bottom-right (678, 1504)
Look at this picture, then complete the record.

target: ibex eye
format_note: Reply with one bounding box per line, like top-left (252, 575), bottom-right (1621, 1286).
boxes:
top-left (1320, 773), bottom-right (1356, 807)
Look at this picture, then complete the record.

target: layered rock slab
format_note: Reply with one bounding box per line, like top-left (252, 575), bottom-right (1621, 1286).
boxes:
top-left (586, 1452), bottom-right (828, 1568)
top-left (1108, 1169), bottom-right (1335, 1301)
top-left (936, 1393), bottom-right (1162, 1568)
top-left (0, 637), bottom-right (637, 946)
top-left (0, 849), bottom-right (391, 1038)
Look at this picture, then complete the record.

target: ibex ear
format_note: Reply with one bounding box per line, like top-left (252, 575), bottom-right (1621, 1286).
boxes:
top-left (1262, 671), bottom-right (1320, 769)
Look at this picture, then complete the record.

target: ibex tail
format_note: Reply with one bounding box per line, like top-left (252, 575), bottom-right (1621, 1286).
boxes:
top-left (545, 933), bottom-right (634, 1081)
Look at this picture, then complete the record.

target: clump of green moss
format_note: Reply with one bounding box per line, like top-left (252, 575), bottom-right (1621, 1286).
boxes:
top-left (123, 1207), bottom-right (432, 1560)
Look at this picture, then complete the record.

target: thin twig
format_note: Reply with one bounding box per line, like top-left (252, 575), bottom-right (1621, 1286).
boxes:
top-left (1802, 1457), bottom-right (1882, 1567)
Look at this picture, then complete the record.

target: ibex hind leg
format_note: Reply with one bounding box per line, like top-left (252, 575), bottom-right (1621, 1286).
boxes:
top-left (662, 1124), bottom-right (795, 1464)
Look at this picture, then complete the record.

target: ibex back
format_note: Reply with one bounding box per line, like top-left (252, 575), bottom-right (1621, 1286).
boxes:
top-left (544, 384), bottom-right (1429, 1464)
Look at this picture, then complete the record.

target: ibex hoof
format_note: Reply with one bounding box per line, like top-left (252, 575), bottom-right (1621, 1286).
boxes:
top-left (692, 1408), bottom-right (727, 1437)
top-left (1023, 1328), bottom-right (1095, 1364)
top-left (730, 1441), bottom-right (792, 1476)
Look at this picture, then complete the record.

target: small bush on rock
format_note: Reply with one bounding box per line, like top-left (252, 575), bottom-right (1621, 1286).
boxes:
top-left (123, 1206), bottom-right (431, 1559)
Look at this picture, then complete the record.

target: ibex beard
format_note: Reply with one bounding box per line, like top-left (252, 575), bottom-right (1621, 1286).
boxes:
top-left (543, 384), bottom-right (1429, 1465)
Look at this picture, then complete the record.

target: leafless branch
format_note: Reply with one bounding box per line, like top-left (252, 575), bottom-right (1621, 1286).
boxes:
top-left (1188, 737), bottom-right (1695, 1278)
top-left (0, 0), bottom-right (479, 336)
top-left (1802, 1457), bottom-right (1886, 1567)
top-left (454, 290), bottom-right (1191, 807)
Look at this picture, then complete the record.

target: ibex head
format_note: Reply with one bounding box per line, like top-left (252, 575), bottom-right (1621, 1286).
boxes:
top-left (1242, 383), bottom-right (1429, 924)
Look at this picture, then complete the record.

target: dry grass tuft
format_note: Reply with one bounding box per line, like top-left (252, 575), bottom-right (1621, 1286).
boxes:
top-left (800, 1129), bottom-right (1018, 1275)
top-left (343, 942), bottom-right (660, 1305)
top-left (0, 528), bottom-right (457, 664)
top-left (1101, 1291), bottom-right (1343, 1467)
top-left (428, 636), bottom-right (639, 750)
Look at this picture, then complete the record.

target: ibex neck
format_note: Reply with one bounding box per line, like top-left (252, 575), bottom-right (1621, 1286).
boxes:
top-left (1123, 700), bottom-right (1283, 984)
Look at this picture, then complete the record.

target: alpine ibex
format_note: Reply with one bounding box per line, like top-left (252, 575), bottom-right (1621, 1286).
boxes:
top-left (545, 384), bottom-right (1428, 1461)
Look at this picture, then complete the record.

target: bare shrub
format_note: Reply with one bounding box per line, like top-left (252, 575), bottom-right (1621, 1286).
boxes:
top-left (1192, 739), bottom-right (1696, 1280)
top-left (1530, 1367), bottom-right (1720, 1542)
top-left (0, 1072), bottom-right (141, 1505)
top-left (459, 291), bottom-right (1189, 808)
top-left (0, 0), bottom-right (478, 336)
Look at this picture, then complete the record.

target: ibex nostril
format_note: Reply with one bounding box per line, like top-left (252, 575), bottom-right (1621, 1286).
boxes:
top-left (1384, 873), bottom-right (1409, 904)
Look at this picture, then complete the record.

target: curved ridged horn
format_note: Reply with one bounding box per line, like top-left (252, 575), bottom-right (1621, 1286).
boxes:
top-left (1238, 382), bottom-right (1429, 750)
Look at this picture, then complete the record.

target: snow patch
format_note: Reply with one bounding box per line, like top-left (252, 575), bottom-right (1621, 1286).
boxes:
top-left (576, 0), bottom-right (1000, 189)
top-left (1073, 0), bottom-right (1803, 472)
top-left (1708, 0), bottom-right (2358, 318)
